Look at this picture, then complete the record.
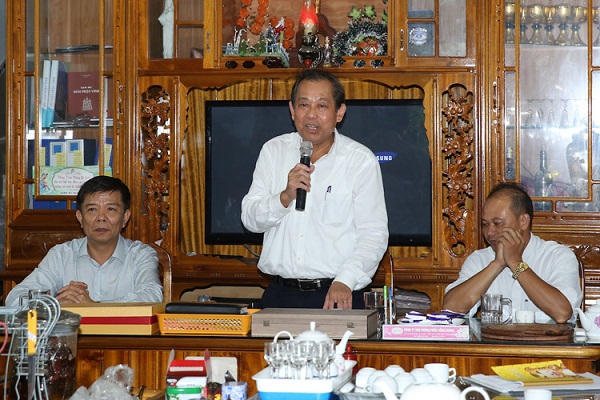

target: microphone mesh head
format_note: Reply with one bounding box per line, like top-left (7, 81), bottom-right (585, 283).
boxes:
top-left (300, 140), bottom-right (313, 157)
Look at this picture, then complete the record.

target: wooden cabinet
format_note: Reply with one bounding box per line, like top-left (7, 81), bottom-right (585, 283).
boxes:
top-left (483, 0), bottom-right (600, 295)
top-left (3, 0), bottom-right (127, 292)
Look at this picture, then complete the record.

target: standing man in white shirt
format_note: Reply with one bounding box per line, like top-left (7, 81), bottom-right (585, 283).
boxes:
top-left (241, 70), bottom-right (388, 309)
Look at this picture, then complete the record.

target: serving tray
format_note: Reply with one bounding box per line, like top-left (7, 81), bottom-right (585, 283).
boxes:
top-left (481, 323), bottom-right (573, 341)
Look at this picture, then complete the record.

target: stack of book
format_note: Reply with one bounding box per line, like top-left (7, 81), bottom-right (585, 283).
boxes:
top-left (41, 59), bottom-right (67, 128)
top-left (39, 60), bottom-right (102, 128)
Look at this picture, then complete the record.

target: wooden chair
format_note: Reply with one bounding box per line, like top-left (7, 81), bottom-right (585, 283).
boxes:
top-left (149, 242), bottom-right (173, 303)
top-left (569, 244), bottom-right (600, 309)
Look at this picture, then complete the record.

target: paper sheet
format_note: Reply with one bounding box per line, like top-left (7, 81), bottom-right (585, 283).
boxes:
top-left (465, 372), bottom-right (600, 396)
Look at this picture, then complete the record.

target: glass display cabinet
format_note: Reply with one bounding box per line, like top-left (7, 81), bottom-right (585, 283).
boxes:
top-left (501, 0), bottom-right (600, 213)
top-left (18, 1), bottom-right (116, 210)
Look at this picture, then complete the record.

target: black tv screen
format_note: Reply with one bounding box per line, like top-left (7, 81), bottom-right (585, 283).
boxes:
top-left (205, 99), bottom-right (432, 246)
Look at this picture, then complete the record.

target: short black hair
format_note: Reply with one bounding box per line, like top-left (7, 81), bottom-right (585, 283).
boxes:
top-left (290, 69), bottom-right (346, 110)
top-left (487, 182), bottom-right (534, 228)
top-left (76, 176), bottom-right (131, 211)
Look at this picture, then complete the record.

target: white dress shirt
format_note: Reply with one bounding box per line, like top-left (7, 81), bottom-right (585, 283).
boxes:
top-left (5, 236), bottom-right (163, 307)
top-left (241, 130), bottom-right (389, 291)
top-left (444, 234), bottom-right (582, 322)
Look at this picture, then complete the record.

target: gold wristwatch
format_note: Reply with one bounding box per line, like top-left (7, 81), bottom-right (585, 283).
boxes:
top-left (512, 261), bottom-right (529, 280)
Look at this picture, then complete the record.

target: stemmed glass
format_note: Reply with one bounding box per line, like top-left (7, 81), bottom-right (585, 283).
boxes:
top-left (546, 99), bottom-right (556, 127)
top-left (312, 340), bottom-right (335, 379)
top-left (560, 99), bottom-right (570, 128)
top-left (505, 0), bottom-right (516, 44)
top-left (264, 341), bottom-right (286, 379)
top-left (594, 7), bottom-right (600, 46)
top-left (528, 3), bottom-right (546, 45)
top-left (520, 4), bottom-right (532, 44)
top-left (289, 340), bottom-right (313, 379)
top-left (555, 3), bottom-right (573, 46)
top-left (570, 3), bottom-right (588, 47)
top-left (543, 2), bottom-right (557, 45)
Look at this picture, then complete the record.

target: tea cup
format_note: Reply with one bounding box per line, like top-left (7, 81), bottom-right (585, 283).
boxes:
top-left (366, 370), bottom-right (389, 391)
top-left (355, 367), bottom-right (376, 389)
top-left (384, 364), bottom-right (405, 377)
top-left (410, 367), bottom-right (434, 383)
top-left (515, 310), bottom-right (535, 323)
top-left (424, 362), bottom-right (456, 383)
top-left (394, 372), bottom-right (416, 393)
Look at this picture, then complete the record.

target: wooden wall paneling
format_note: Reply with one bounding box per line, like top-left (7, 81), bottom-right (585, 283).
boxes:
top-left (180, 87), bottom-right (207, 253)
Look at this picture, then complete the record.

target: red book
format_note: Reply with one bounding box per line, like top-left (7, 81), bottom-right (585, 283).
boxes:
top-left (67, 71), bottom-right (100, 119)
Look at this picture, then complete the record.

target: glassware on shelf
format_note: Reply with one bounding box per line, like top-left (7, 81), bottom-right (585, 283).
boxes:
top-left (593, 7), bottom-right (600, 46)
top-left (524, 99), bottom-right (535, 127)
top-left (546, 99), bottom-right (557, 127)
top-left (534, 149), bottom-right (553, 198)
top-left (264, 342), bottom-right (286, 379)
top-left (555, 3), bottom-right (573, 46)
top-left (520, 4), bottom-right (532, 44)
top-left (543, 2), bottom-right (558, 45)
top-left (506, 0), bottom-right (517, 44)
top-left (566, 131), bottom-right (588, 197)
top-left (570, 4), bottom-right (588, 47)
top-left (560, 99), bottom-right (570, 127)
top-left (505, 146), bottom-right (516, 180)
top-left (534, 99), bottom-right (545, 128)
top-left (528, 3), bottom-right (546, 45)
top-left (289, 340), bottom-right (314, 379)
top-left (311, 340), bottom-right (335, 380)
top-left (534, 148), bottom-right (553, 212)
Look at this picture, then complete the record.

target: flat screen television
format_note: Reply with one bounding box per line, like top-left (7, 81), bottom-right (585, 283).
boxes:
top-left (205, 99), bottom-right (432, 246)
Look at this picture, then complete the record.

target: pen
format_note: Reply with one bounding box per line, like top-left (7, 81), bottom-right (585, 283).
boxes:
top-left (388, 284), bottom-right (394, 324)
top-left (327, 185), bottom-right (331, 193)
top-left (383, 286), bottom-right (388, 324)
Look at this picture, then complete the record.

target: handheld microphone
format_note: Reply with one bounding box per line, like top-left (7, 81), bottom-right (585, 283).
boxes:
top-left (295, 140), bottom-right (313, 211)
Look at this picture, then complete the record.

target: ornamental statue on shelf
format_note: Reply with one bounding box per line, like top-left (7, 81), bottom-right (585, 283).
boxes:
top-left (323, 36), bottom-right (332, 67)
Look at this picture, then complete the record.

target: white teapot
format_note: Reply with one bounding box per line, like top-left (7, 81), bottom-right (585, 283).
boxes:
top-left (374, 381), bottom-right (490, 400)
top-left (576, 300), bottom-right (600, 339)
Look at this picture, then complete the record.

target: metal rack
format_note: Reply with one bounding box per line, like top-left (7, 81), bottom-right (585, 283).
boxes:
top-left (1, 294), bottom-right (60, 400)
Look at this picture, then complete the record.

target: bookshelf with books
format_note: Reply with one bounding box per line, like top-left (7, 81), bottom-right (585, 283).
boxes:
top-left (27, 55), bottom-right (114, 198)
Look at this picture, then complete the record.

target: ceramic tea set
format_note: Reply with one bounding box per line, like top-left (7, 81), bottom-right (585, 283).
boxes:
top-left (270, 321), bottom-right (355, 379)
top-left (347, 363), bottom-right (490, 400)
top-left (272, 322), bottom-right (491, 399)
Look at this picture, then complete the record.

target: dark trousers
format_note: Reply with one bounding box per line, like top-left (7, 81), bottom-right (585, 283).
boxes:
top-left (261, 280), bottom-right (366, 309)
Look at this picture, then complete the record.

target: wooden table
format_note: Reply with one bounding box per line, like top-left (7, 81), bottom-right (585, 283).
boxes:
top-left (75, 335), bottom-right (600, 395)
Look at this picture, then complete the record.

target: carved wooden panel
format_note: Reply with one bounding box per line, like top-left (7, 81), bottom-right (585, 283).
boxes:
top-left (441, 84), bottom-right (475, 259)
top-left (140, 86), bottom-right (172, 247)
